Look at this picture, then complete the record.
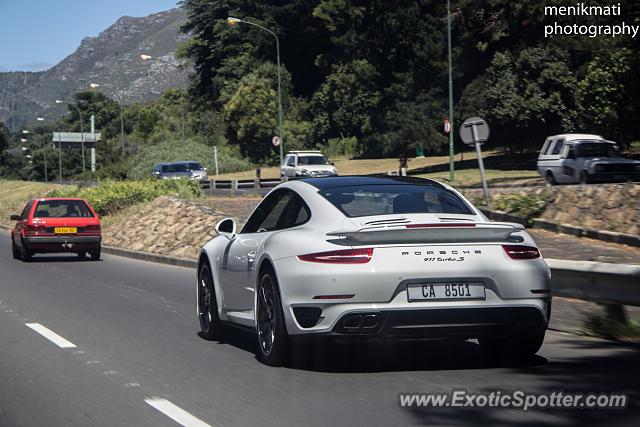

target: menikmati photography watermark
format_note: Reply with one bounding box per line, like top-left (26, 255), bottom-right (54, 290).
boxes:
top-left (399, 390), bottom-right (629, 412)
top-left (544, 2), bottom-right (639, 38)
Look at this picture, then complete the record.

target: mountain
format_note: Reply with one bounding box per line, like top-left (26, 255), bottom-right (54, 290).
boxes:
top-left (0, 8), bottom-right (189, 131)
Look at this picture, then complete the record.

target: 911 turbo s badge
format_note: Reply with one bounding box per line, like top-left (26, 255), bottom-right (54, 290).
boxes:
top-left (401, 249), bottom-right (481, 262)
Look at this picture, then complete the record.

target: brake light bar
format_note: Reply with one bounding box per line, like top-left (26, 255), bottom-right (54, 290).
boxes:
top-left (502, 245), bottom-right (540, 260)
top-left (405, 223), bottom-right (476, 229)
top-left (298, 248), bottom-right (373, 264)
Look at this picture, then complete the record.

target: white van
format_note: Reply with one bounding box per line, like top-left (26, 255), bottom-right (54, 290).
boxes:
top-left (537, 134), bottom-right (640, 185)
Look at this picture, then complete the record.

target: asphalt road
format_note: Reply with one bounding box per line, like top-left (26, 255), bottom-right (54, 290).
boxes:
top-left (1, 237), bottom-right (638, 426)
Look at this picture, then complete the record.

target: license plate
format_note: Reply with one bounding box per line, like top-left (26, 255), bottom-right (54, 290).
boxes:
top-left (407, 282), bottom-right (485, 301)
top-left (54, 227), bottom-right (77, 234)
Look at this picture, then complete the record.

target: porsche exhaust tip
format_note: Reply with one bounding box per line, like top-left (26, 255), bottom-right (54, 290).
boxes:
top-left (337, 313), bottom-right (382, 334)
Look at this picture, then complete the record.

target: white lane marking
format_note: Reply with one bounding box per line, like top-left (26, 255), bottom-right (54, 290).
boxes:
top-left (145, 398), bottom-right (213, 427)
top-left (25, 323), bottom-right (77, 349)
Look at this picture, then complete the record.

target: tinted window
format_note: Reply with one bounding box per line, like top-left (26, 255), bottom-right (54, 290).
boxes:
top-left (551, 139), bottom-right (564, 155)
top-left (285, 156), bottom-right (295, 166)
top-left (161, 163), bottom-right (203, 173)
top-left (319, 185), bottom-right (473, 217)
top-left (298, 156), bottom-right (329, 166)
top-left (577, 143), bottom-right (618, 158)
top-left (277, 193), bottom-right (310, 229)
top-left (34, 200), bottom-right (94, 218)
top-left (20, 201), bottom-right (33, 220)
top-left (241, 189), bottom-right (310, 233)
top-left (543, 140), bottom-right (556, 155)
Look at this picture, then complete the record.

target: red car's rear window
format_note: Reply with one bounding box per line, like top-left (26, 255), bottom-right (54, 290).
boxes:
top-left (33, 200), bottom-right (94, 218)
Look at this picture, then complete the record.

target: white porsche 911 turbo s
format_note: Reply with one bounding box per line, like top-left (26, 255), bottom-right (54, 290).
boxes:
top-left (197, 176), bottom-right (551, 365)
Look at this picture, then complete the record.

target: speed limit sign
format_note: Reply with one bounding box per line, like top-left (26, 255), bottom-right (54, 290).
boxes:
top-left (272, 136), bottom-right (281, 147)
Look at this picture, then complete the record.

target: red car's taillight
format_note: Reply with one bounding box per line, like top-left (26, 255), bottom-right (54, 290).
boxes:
top-left (502, 245), bottom-right (540, 260)
top-left (25, 224), bottom-right (48, 236)
top-left (83, 224), bottom-right (101, 234)
top-left (298, 248), bottom-right (374, 264)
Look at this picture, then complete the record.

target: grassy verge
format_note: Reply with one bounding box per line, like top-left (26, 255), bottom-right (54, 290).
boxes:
top-left (0, 180), bottom-right (73, 224)
top-left (212, 150), bottom-right (492, 179)
top-left (415, 169), bottom-right (541, 187)
top-left (0, 179), bottom-right (203, 222)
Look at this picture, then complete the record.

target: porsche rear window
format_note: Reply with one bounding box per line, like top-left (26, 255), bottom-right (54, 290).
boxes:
top-left (319, 185), bottom-right (474, 217)
top-left (34, 200), bottom-right (94, 218)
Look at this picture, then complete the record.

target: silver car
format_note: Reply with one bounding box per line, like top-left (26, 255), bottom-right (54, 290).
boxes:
top-left (537, 134), bottom-right (640, 185)
top-left (197, 176), bottom-right (551, 365)
top-left (151, 161), bottom-right (208, 182)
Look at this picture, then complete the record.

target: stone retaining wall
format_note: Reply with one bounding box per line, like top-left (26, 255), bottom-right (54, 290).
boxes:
top-left (102, 197), bottom-right (227, 259)
top-left (462, 183), bottom-right (640, 236)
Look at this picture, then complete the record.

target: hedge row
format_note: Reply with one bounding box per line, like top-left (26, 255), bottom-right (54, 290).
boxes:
top-left (48, 179), bottom-right (202, 216)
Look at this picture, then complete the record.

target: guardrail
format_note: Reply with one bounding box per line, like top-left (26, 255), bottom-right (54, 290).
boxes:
top-left (205, 177), bottom-right (308, 193)
top-left (547, 259), bottom-right (640, 306)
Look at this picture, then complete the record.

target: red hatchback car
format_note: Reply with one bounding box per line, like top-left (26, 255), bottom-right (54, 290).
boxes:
top-left (11, 198), bottom-right (101, 261)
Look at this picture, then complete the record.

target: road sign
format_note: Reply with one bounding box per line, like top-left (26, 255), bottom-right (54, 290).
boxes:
top-left (272, 136), bottom-right (281, 147)
top-left (443, 117), bottom-right (451, 135)
top-left (52, 132), bottom-right (101, 149)
top-left (460, 117), bottom-right (489, 145)
top-left (459, 116), bottom-right (490, 204)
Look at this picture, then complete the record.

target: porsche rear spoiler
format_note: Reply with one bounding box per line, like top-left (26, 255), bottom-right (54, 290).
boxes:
top-left (326, 222), bottom-right (526, 245)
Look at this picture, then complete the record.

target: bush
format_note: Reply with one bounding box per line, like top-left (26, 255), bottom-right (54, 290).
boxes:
top-left (48, 179), bottom-right (202, 216)
top-left (317, 136), bottom-right (361, 159)
top-left (125, 139), bottom-right (252, 180)
top-left (494, 193), bottom-right (548, 221)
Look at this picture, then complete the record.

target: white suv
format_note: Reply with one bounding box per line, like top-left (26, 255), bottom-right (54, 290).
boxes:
top-left (281, 151), bottom-right (337, 178)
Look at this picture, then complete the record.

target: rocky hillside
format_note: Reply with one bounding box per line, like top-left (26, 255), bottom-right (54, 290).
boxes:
top-left (0, 8), bottom-right (189, 131)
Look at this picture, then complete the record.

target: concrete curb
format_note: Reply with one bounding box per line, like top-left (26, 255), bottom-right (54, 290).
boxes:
top-left (101, 245), bottom-right (197, 269)
top-left (481, 209), bottom-right (640, 248)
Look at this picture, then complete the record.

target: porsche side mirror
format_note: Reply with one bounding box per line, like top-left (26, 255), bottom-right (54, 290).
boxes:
top-left (216, 218), bottom-right (237, 236)
top-left (10, 214), bottom-right (20, 221)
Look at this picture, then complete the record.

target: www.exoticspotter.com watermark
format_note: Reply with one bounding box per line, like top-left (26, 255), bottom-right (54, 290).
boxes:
top-left (399, 390), bottom-right (628, 411)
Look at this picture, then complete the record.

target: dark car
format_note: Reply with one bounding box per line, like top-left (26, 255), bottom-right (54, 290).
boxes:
top-left (151, 161), bottom-right (208, 182)
top-left (11, 198), bottom-right (101, 261)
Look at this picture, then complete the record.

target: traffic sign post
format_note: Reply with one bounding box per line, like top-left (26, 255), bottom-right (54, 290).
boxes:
top-left (460, 117), bottom-right (490, 205)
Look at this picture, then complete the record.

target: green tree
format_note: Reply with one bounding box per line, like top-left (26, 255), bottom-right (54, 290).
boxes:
top-left (483, 46), bottom-right (578, 152)
top-left (577, 48), bottom-right (636, 145)
top-left (224, 70), bottom-right (278, 162)
top-left (309, 60), bottom-right (381, 145)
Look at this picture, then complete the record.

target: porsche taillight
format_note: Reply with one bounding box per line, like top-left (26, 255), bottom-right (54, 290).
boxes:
top-left (298, 248), bottom-right (374, 264)
top-left (502, 245), bottom-right (540, 260)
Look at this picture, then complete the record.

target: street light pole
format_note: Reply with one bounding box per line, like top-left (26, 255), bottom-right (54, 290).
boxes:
top-left (447, 0), bottom-right (455, 182)
top-left (22, 128), bottom-right (48, 183)
top-left (56, 99), bottom-right (84, 180)
top-left (140, 54), bottom-right (186, 155)
top-left (36, 117), bottom-right (48, 182)
top-left (226, 17), bottom-right (284, 166)
top-left (119, 100), bottom-right (125, 155)
top-left (91, 83), bottom-right (125, 156)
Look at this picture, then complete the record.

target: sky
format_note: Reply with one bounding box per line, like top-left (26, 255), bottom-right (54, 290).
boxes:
top-left (0, 0), bottom-right (180, 72)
